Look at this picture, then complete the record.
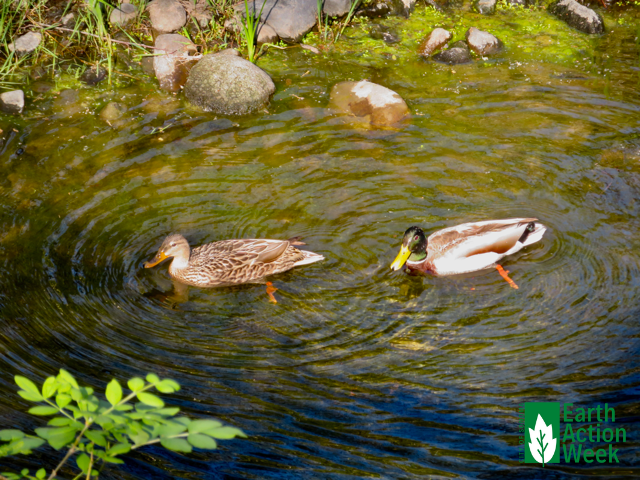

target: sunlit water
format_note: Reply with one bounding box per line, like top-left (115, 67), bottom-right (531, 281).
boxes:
top-left (1, 6), bottom-right (640, 478)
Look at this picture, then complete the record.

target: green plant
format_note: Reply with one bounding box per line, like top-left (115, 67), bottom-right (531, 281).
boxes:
top-left (336, 0), bottom-right (361, 42)
top-left (0, 370), bottom-right (245, 479)
top-left (239, 0), bottom-right (267, 62)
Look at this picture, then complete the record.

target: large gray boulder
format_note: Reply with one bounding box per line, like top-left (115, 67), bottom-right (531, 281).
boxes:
top-left (324, 0), bottom-right (351, 16)
top-left (244, 0), bottom-right (317, 43)
top-left (110, 3), bottom-right (138, 27)
top-left (548, 0), bottom-right (604, 34)
top-left (329, 80), bottom-right (409, 127)
top-left (475, 0), bottom-right (496, 14)
top-left (184, 54), bottom-right (275, 115)
top-left (153, 33), bottom-right (197, 92)
top-left (148, 0), bottom-right (187, 33)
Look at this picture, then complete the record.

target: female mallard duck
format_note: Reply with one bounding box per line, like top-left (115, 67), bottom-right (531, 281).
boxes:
top-left (145, 234), bottom-right (324, 300)
top-left (390, 218), bottom-right (546, 288)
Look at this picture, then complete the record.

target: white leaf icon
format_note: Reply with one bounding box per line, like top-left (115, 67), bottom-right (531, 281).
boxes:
top-left (528, 414), bottom-right (556, 466)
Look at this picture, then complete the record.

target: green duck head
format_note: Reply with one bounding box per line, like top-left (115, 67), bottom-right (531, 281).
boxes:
top-left (390, 226), bottom-right (427, 271)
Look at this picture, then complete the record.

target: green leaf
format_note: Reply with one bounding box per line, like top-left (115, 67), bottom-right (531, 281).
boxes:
top-left (188, 419), bottom-right (222, 434)
top-left (107, 442), bottom-right (131, 456)
top-left (155, 407), bottom-right (180, 416)
top-left (155, 379), bottom-right (180, 393)
top-left (102, 455), bottom-right (124, 464)
top-left (76, 453), bottom-right (90, 473)
top-left (115, 404), bottom-right (133, 411)
top-left (187, 433), bottom-right (217, 449)
top-left (158, 421), bottom-right (187, 437)
top-left (42, 377), bottom-right (58, 399)
top-left (145, 373), bottom-right (160, 384)
top-left (28, 406), bottom-right (59, 416)
top-left (57, 369), bottom-right (79, 388)
top-left (14, 376), bottom-right (40, 397)
top-left (14, 436), bottom-right (45, 454)
top-left (136, 392), bottom-right (164, 408)
top-left (48, 417), bottom-right (72, 427)
top-left (55, 393), bottom-right (71, 409)
top-left (36, 426), bottom-right (78, 450)
top-left (204, 426), bottom-right (247, 439)
top-left (36, 467), bottom-right (46, 479)
top-left (0, 430), bottom-right (24, 441)
top-left (85, 430), bottom-right (107, 447)
top-left (17, 390), bottom-right (44, 402)
top-left (173, 416), bottom-right (191, 427)
top-left (127, 377), bottom-right (144, 392)
top-left (160, 437), bottom-right (192, 453)
top-left (106, 379), bottom-right (122, 406)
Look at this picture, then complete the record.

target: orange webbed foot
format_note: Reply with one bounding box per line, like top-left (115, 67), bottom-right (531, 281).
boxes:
top-left (496, 265), bottom-right (519, 289)
top-left (266, 281), bottom-right (278, 303)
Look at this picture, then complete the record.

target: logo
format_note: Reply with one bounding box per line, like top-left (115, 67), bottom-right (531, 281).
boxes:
top-left (518, 402), bottom-right (627, 465)
top-left (524, 402), bottom-right (559, 466)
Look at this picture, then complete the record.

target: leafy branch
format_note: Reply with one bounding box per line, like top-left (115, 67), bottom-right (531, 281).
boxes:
top-left (0, 370), bottom-right (246, 479)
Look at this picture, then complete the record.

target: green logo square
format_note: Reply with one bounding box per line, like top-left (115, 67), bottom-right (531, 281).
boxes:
top-left (525, 402), bottom-right (560, 465)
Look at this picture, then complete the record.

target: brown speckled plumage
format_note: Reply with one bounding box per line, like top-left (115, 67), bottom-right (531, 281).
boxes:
top-left (144, 234), bottom-right (324, 287)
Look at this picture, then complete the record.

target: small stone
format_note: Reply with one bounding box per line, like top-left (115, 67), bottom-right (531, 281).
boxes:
top-left (148, 0), bottom-right (187, 33)
top-left (61, 12), bottom-right (76, 28)
top-left (0, 90), bottom-right (25, 115)
top-left (465, 27), bottom-right (503, 55)
top-left (29, 65), bottom-right (47, 80)
top-left (192, 8), bottom-right (213, 28)
top-left (110, 3), bottom-right (138, 26)
top-left (370, 24), bottom-right (400, 44)
top-left (257, 23), bottom-right (278, 45)
top-left (475, 0), bottom-right (497, 14)
top-left (55, 89), bottom-right (79, 106)
top-left (81, 66), bottom-right (107, 85)
top-left (32, 82), bottom-right (53, 93)
top-left (243, 0), bottom-right (317, 43)
top-left (432, 41), bottom-right (472, 65)
top-left (153, 33), bottom-right (197, 92)
top-left (224, 16), bottom-right (241, 35)
top-left (417, 28), bottom-right (451, 57)
top-left (548, 0), bottom-right (604, 35)
top-left (329, 80), bottom-right (409, 127)
top-left (100, 102), bottom-right (128, 123)
top-left (8, 32), bottom-right (42, 57)
top-left (184, 54), bottom-right (276, 115)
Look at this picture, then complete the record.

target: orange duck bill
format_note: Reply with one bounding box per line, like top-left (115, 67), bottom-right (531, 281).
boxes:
top-left (144, 252), bottom-right (169, 268)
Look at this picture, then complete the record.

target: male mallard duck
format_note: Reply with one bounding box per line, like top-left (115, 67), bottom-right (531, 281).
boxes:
top-left (390, 218), bottom-right (547, 288)
top-left (145, 234), bottom-right (324, 301)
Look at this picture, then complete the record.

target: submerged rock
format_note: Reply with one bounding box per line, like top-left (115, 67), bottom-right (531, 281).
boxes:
top-left (60, 12), bottom-right (76, 28)
top-left (465, 27), bottom-right (503, 56)
top-left (81, 66), bottom-right (107, 85)
top-left (432, 40), bottom-right (472, 64)
top-left (184, 54), bottom-right (275, 115)
top-left (475, 0), bottom-right (497, 14)
top-left (418, 28), bottom-right (451, 57)
top-left (370, 24), bottom-right (400, 44)
top-left (100, 102), bottom-right (128, 123)
top-left (548, 0), bottom-right (604, 35)
top-left (244, 0), bottom-right (317, 43)
top-left (148, 0), bottom-right (187, 33)
top-left (8, 32), bottom-right (41, 57)
top-left (0, 90), bottom-right (25, 115)
top-left (329, 80), bottom-right (409, 127)
top-left (110, 3), bottom-right (138, 27)
top-left (153, 33), bottom-right (198, 92)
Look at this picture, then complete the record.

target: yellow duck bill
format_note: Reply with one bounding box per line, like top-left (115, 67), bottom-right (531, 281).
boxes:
top-left (144, 252), bottom-right (168, 268)
top-left (390, 246), bottom-right (411, 271)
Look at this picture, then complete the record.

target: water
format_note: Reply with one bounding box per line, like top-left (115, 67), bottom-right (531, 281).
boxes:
top-left (1, 6), bottom-right (640, 478)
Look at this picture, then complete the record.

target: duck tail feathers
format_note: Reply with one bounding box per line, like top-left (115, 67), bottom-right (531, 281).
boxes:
top-left (294, 250), bottom-right (325, 266)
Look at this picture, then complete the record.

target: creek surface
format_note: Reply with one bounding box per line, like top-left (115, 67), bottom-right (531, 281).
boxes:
top-left (1, 6), bottom-right (640, 478)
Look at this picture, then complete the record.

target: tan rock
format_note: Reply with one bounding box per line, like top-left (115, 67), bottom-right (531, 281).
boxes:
top-left (329, 80), bottom-right (409, 127)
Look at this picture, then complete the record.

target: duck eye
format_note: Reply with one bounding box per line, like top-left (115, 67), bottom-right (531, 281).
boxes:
top-left (414, 235), bottom-right (419, 241)
top-left (170, 243), bottom-right (176, 247)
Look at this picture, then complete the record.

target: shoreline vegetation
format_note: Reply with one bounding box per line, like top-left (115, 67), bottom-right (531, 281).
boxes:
top-left (0, 0), bottom-right (365, 93)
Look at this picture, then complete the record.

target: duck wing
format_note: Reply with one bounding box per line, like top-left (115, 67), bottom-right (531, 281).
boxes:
top-left (428, 218), bottom-right (540, 267)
